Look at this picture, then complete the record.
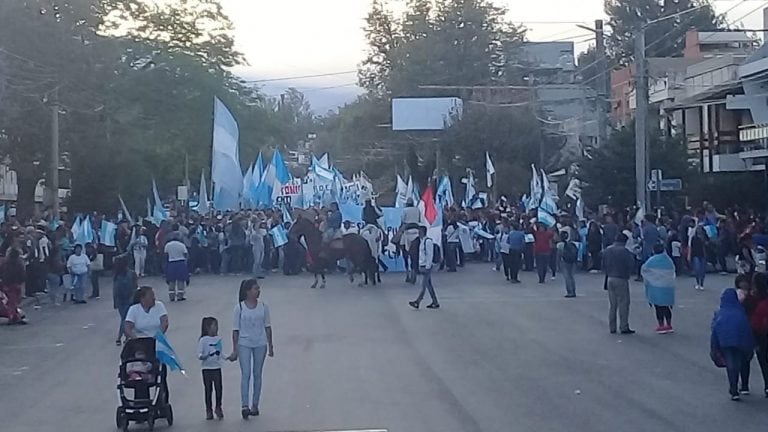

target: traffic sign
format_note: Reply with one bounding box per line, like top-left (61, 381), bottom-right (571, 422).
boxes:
top-left (647, 178), bottom-right (682, 192)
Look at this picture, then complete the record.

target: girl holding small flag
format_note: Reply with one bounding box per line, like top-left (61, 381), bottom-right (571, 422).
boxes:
top-left (198, 316), bottom-right (224, 420)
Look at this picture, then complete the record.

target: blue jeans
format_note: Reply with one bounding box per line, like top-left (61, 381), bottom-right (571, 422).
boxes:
top-left (238, 345), bottom-right (267, 408)
top-left (71, 273), bottom-right (88, 301)
top-left (46, 273), bottom-right (61, 304)
top-left (723, 347), bottom-right (752, 396)
top-left (117, 304), bottom-right (130, 340)
top-left (415, 266), bottom-right (438, 305)
top-left (562, 261), bottom-right (576, 296)
top-left (692, 256), bottom-right (706, 286)
top-left (252, 244), bottom-right (265, 277)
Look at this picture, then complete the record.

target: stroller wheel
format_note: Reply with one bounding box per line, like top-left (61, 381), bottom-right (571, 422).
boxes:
top-left (165, 404), bottom-right (174, 426)
top-left (115, 407), bottom-right (128, 431)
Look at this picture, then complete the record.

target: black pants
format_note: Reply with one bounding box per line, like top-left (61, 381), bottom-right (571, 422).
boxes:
top-left (755, 335), bottom-right (768, 391)
top-left (589, 250), bottom-right (602, 271)
top-left (509, 251), bottom-right (522, 281)
top-left (90, 271), bottom-right (101, 297)
top-left (202, 369), bottom-right (223, 410)
top-left (445, 243), bottom-right (458, 271)
top-left (653, 305), bottom-right (672, 325)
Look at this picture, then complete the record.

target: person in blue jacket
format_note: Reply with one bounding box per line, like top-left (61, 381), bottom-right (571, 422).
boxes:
top-left (711, 288), bottom-right (755, 400)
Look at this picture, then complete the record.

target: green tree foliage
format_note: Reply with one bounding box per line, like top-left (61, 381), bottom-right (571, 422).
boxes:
top-left (326, 0), bottom-right (537, 201)
top-left (605, 0), bottom-right (722, 64)
top-left (0, 0), bottom-right (311, 218)
top-left (580, 123), bottom-right (696, 208)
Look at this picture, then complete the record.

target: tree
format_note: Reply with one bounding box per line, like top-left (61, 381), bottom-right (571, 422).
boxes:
top-left (580, 123), bottom-right (696, 208)
top-left (605, 0), bottom-right (722, 64)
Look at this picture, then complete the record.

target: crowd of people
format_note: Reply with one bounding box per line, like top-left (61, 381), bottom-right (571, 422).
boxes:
top-left (4, 197), bottom-right (768, 404)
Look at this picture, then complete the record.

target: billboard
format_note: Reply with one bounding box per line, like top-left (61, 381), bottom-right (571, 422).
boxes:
top-left (392, 97), bottom-right (463, 131)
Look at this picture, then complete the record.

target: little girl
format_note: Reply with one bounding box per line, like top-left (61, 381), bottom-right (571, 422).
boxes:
top-left (198, 317), bottom-right (224, 420)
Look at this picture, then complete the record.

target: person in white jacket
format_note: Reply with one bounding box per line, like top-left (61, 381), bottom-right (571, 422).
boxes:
top-left (409, 226), bottom-right (439, 310)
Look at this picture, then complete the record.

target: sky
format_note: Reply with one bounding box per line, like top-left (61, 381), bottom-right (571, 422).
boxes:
top-left (221, 0), bottom-right (767, 112)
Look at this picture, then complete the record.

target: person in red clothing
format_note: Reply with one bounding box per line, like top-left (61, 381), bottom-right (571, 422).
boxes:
top-left (533, 222), bottom-right (555, 284)
top-left (747, 272), bottom-right (768, 396)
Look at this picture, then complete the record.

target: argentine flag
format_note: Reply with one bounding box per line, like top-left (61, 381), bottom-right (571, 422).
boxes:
top-left (155, 331), bottom-right (185, 374)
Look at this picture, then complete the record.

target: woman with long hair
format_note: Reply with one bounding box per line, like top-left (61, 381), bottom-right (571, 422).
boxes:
top-left (227, 279), bottom-right (274, 419)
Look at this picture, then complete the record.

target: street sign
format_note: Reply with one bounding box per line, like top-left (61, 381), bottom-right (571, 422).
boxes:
top-left (647, 178), bottom-right (682, 192)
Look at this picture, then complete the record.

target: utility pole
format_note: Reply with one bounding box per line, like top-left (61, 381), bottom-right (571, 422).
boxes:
top-left (50, 87), bottom-right (60, 219)
top-left (595, 19), bottom-right (608, 149)
top-left (634, 30), bottom-right (649, 214)
top-left (576, 20), bottom-right (608, 148)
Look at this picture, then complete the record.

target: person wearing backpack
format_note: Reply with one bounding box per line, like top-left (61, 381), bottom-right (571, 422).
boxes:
top-left (409, 226), bottom-right (439, 310)
top-left (558, 230), bottom-right (578, 298)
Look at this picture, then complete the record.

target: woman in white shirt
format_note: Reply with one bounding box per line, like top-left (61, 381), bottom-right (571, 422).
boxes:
top-left (66, 244), bottom-right (90, 304)
top-left (124, 286), bottom-right (169, 339)
top-left (227, 279), bottom-right (274, 419)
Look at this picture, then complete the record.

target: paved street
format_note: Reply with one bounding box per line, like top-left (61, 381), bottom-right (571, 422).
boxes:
top-left (2, 266), bottom-right (768, 432)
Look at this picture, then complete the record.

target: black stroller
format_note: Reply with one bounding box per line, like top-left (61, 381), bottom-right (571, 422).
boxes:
top-left (116, 337), bottom-right (174, 431)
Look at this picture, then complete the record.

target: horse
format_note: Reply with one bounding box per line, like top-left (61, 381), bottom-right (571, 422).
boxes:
top-left (289, 213), bottom-right (377, 289)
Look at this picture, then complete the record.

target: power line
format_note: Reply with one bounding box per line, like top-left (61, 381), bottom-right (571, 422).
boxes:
top-left (243, 70), bottom-right (358, 83)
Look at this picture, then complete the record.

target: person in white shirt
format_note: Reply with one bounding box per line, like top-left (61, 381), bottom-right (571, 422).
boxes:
top-left (227, 279), bottom-right (274, 419)
top-left (409, 226), bottom-right (440, 310)
top-left (66, 244), bottom-right (90, 303)
top-left (124, 286), bottom-right (169, 339)
top-left (131, 227), bottom-right (149, 277)
top-left (198, 317), bottom-right (224, 420)
top-left (164, 234), bottom-right (189, 301)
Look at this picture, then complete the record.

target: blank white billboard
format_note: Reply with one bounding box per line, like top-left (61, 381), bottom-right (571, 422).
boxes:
top-left (392, 97), bottom-right (463, 131)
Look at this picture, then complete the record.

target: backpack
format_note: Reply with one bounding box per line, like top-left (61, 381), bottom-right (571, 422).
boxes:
top-left (432, 242), bottom-right (442, 265)
top-left (562, 241), bottom-right (578, 264)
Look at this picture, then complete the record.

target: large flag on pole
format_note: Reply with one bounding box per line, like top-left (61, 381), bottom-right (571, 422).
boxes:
top-left (463, 169), bottom-right (476, 208)
top-left (211, 97), bottom-right (243, 210)
top-left (197, 171), bottom-right (210, 214)
top-left (485, 152), bottom-right (495, 188)
top-left (241, 165), bottom-right (254, 208)
top-left (253, 150), bottom-right (291, 208)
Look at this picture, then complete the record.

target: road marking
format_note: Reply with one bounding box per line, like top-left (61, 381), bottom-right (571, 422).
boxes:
top-left (269, 430), bottom-right (387, 432)
top-left (2, 343), bottom-right (65, 349)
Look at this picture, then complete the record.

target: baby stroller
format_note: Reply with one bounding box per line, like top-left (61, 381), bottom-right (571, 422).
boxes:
top-left (116, 337), bottom-right (174, 431)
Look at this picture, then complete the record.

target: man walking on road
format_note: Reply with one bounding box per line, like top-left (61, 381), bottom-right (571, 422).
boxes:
top-left (409, 226), bottom-right (439, 310)
top-left (603, 233), bottom-right (636, 334)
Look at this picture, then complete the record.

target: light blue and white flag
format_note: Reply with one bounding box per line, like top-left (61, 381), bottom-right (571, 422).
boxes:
top-left (155, 331), bottom-right (185, 373)
top-left (529, 165), bottom-right (542, 210)
top-left (463, 169), bottom-right (476, 208)
top-left (540, 195), bottom-right (558, 216)
top-left (100, 220), bottom-right (117, 247)
top-left (76, 215), bottom-right (94, 245)
top-left (241, 165), bottom-right (254, 208)
top-left (436, 176), bottom-right (454, 208)
top-left (212, 97), bottom-right (243, 210)
top-left (319, 153), bottom-right (330, 169)
top-left (253, 150), bottom-right (291, 208)
top-left (197, 171), bottom-right (210, 215)
top-left (152, 179), bottom-right (168, 222)
top-left (270, 224), bottom-right (289, 248)
top-left (485, 152), bottom-right (495, 188)
top-left (71, 215), bottom-right (82, 241)
top-left (537, 208), bottom-right (556, 228)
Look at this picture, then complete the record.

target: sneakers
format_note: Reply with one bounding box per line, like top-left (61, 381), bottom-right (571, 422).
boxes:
top-left (215, 406), bottom-right (224, 419)
top-left (551, 276), bottom-right (557, 281)
top-left (564, 294), bottom-right (576, 298)
top-left (206, 409), bottom-right (214, 420)
top-left (695, 285), bottom-right (705, 291)
top-left (655, 325), bottom-right (665, 334)
top-left (250, 406), bottom-right (259, 416)
top-left (408, 301), bottom-right (419, 310)
top-left (656, 325), bottom-right (674, 334)
top-left (740, 388), bottom-right (750, 395)
top-left (731, 394), bottom-right (741, 401)
top-left (426, 303), bottom-right (440, 309)
top-left (620, 329), bottom-right (636, 335)
top-left (241, 407), bottom-right (250, 419)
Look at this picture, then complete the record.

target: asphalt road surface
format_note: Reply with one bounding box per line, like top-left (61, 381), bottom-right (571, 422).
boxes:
top-left (2, 266), bottom-right (768, 432)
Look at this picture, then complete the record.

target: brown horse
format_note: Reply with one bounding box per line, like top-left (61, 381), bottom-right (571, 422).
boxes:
top-left (289, 213), bottom-right (377, 289)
